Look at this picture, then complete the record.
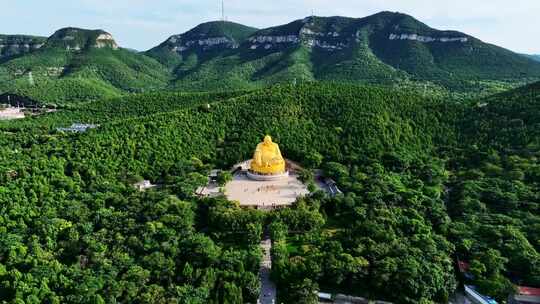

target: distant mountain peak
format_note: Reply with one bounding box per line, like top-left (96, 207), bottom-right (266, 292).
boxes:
top-left (45, 27), bottom-right (119, 51)
top-left (156, 21), bottom-right (258, 54)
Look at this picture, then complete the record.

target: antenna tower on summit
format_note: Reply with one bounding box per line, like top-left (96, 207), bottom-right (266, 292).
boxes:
top-left (221, 0), bottom-right (225, 22)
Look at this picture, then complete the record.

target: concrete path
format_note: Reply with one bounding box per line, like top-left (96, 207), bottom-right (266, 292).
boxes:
top-left (258, 233), bottom-right (276, 304)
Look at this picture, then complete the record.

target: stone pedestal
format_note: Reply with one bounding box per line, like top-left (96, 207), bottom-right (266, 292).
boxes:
top-left (247, 170), bottom-right (289, 181)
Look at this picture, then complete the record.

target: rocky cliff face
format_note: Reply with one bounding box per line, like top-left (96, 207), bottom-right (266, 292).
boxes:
top-left (388, 33), bottom-right (468, 43)
top-left (165, 34), bottom-right (239, 52)
top-left (0, 35), bottom-right (46, 59)
top-left (45, 28), bottom-right (119, 51)
top-left (244, 13), bottom-right (473, 53)
top-left (246, 17), bottom-right (353, 51)
top-left (152, 21), bottom-right (258, 55)
top-left (94, 33), bottom-right (119, 49)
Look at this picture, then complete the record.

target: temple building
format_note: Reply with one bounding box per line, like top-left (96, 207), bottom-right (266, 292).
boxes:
top-left (247, 135), bottom-right (289, 181)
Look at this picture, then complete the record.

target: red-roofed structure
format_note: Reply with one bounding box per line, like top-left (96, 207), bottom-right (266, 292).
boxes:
top-left (518, 287), bottom-right (540, 297)
top-left (509, 286), bottom-right (540, 304)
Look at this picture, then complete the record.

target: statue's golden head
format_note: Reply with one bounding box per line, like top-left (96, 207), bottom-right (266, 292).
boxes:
top-left (263, 135), bottom-right (273, 145)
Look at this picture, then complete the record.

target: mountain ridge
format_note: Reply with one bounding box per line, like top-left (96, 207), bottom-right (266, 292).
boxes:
top-left (1, 11), bottom-right (540, 101)
top-left (147, 11), bottom-right (540, 91)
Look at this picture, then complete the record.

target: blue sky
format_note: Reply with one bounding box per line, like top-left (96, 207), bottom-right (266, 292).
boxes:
top-left (1, 0), bottom-right (539, 53)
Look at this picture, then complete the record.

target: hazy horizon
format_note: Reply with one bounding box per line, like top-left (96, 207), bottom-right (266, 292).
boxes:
top-left (2, 0), bottom-right (539, 54)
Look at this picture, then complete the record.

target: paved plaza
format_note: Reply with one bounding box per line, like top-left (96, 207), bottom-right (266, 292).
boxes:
top-left (199, 170), bottom-right (310, 207)
top-left (225, 172), bottom-right (309, 207)
top-left (225, 173), bottom-right (309, 207)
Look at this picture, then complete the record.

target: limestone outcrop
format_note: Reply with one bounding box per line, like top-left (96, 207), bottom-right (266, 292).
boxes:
top-left (389, 33), bottom-right (468, 43)
top-left (0, 35), bottom-right (46, 59)
top-left (45, 28), bottom-right (119, 51)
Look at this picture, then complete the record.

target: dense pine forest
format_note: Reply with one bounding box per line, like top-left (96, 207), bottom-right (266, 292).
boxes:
top-left (0, 82), bottom-right (538, 303)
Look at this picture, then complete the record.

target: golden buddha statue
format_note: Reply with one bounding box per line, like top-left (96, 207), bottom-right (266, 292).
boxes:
top-left (250, 135), bottom-right (286, 175)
